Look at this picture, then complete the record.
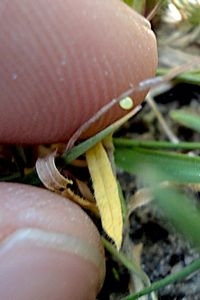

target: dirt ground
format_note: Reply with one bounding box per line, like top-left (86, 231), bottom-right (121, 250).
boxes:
top-left (99, 5), bottom-right (200, 296)
top-left (98, 82), bottom-right (200, 300)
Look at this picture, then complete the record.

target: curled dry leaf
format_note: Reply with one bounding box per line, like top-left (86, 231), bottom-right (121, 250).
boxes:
top-left (36, 152), bottom-right (98, 215)
top-left (36, 152), bottom-right (73, 191)
top-left (35, 106), bottom-right (143, 233)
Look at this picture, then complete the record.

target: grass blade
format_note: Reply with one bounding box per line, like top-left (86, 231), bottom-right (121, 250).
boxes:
top-left (121, 165), bottom-right (200, 299)
top-left (114, 138), bottom-right (200, 150)
top-left (157, 68), bottom-right (200, 85)
top-left (115, 147), bottom-right (200, 183)
top-left (170, 110), bottom-right (200, 133)
top-left (121, 258), bottom-right (200, 300)
top-left (63, 106), bottom-right (141, 163)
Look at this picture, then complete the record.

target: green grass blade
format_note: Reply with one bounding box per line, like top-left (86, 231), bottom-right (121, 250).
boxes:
top-left (115, 147), bottom-right (200, 183)
top-left (63, 106), bottom-right (141, 163)
top-left (141, 166), bottom-right (200, 247)
top-left (114, 138), bottom-right (200, 150)
top-left (121, 165), bottom-right (200, 299)
top-left (170, 110), bottom-right (200, 133)
top-left (157, 68), bottom-right (200, 85)
top-left (102, 237), bottom-right (150, 287)
top-left (121, 258), bottom-right (200, 300)
top-left (122, 0), bottom-right (135, 6)
top-left (0, 173), bottom-right (22, 182)
top-left (63, 128), bottom-right (111, 163)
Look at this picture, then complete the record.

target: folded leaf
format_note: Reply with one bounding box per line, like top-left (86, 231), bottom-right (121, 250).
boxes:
top-left (86, 142), bottom-right (123, 249)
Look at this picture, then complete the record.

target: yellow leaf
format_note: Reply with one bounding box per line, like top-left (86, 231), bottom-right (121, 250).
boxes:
top-left (86, 142), bottom-right (123, 249)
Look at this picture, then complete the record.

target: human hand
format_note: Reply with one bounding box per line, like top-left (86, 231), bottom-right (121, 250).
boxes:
top-left (0, 0), bottom-right (157, 299)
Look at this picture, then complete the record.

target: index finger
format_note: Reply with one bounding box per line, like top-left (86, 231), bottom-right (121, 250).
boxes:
top-left (0, 0), bottom-right (157, 144)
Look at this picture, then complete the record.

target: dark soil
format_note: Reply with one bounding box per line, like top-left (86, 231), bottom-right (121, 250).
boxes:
top-left (99, 82), bottom-right (200, 300)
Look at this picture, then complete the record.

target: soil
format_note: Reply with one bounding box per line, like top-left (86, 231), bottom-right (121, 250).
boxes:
top-left (99, 82), bottom-right (200, 300)
top-left (105, 8), bottom-right (200, 298)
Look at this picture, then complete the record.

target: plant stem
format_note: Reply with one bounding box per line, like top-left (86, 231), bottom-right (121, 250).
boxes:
top-left (146, 93), bottom-right (179, 143)
top-left (102, 237), bottom-right (150, 287)
top-left (121, 258), bottom-right (200, 300)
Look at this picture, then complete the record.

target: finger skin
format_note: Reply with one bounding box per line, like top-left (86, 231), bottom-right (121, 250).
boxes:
top-left (0, 1), bottom-right (157, 298)
top-left (0, 183), bottom-right (105, 300)
top-left (0, 0), bottom-right (157, 144)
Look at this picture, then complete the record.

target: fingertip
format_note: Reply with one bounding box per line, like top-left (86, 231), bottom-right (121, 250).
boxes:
top-left (0, 0), bottom-right (157, 144)
top-left (0, 183), bottom-right (105, 300)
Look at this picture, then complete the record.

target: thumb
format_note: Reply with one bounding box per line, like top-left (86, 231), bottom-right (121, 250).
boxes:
top-left (0, 0), bottom-right (157, 144)
top-left (0, 183), bottom-right (105, 300)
